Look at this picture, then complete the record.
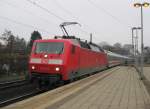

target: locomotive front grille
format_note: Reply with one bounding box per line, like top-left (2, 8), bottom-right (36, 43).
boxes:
top-left (31, 72), bottom-right (61, 83)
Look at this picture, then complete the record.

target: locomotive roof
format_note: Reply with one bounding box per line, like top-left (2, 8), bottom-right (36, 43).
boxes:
top-left (34, 38), bottom-right (105, 53)
top-left (34, 38), bottom-right (80, 46)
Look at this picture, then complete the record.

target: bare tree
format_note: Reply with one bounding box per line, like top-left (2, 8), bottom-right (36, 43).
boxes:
top-left (113, 43), bottom-right (122, 49)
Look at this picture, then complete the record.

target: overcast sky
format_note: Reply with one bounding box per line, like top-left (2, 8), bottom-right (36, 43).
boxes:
top-left (0, 0), bottom-right (150, 47)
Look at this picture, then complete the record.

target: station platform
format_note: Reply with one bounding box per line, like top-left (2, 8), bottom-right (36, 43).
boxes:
top-left (2, 66), bottom-right (150, 109)
top-left (48, 67), bottom-right (150, 109)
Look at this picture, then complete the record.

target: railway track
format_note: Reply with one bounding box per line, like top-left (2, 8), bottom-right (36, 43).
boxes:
top-left (0, 78), bottom-right (60, 107)
top-left (0, 89), bottom-right (43, 107)
top-left (0, 82), bottom-right (49, 107)
top-left (0, 80), bottom-right (28, 90)
top-left (0, 80), bottom-right (38, 107)
top-left (0, 80), bottom-right (62, 108)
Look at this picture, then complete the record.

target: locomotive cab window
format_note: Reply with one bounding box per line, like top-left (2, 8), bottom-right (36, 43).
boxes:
top-left (35, 42), bottom-right (64, 54)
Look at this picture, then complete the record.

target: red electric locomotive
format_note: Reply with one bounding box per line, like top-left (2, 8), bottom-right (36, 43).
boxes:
top-left (29, 22), bottom-right (108, 85)
top-left (29, 37), bottom-right (108, 85)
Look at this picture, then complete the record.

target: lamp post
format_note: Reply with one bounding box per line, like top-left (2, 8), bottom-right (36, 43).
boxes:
top-left (134, 2), bottom-right (150, 80)
top-left (135, 29), bottom-right (138, 55)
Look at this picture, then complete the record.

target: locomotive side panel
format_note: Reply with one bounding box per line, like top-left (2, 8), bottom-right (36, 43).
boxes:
top-left (74, 47), bottom-right (108, 77)
top-left (64, 44), bottom-right (80, 80)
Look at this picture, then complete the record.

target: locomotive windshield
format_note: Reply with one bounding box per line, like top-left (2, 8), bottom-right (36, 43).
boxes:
top-left (35, 42), bottom-right (64, 54)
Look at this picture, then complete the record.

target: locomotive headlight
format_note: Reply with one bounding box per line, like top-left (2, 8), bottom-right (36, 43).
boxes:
top-left (44, 54), bottom-right (48, 58)
top-left (55, 67), bottom-right (60, 71)
top-left (32, 66), bottom-right (35, 70)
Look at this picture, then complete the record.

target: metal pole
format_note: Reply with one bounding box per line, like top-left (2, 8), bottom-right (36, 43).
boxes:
top-left (132, 28), bottom-right (134, 57)
top-left (135, 29), bottom-right (138, 68)
top-left (134, 33), bottom-right (136, 65)
top-left (135, 29), bottom-right (138, 55)
top-left (134, 36), bottom-right (136, 57)
top-left (137, 30), bottom-right (138, 54)
top-left (90, 33), bottom-right (92, 43)
top-left (140, 6), bottom-right (144, 80)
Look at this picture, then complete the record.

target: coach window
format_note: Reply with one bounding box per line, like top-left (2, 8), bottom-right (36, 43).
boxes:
top-left (71, 45), bottom-right (75, 54)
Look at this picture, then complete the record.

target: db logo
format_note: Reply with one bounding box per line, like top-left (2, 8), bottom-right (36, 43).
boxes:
top-left (42, 59), bottom-right (48, 64)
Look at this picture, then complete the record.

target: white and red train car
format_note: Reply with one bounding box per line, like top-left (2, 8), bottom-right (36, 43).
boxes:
top-left (105, 50), bottom-right (131, 67)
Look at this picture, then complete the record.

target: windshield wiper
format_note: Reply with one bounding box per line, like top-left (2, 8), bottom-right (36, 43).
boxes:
top-left (58, 48), bottom-right (63, 55)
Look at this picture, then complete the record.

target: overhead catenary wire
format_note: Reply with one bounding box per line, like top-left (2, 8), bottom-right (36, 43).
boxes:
top-left (52, 0), bottom-right (78, 21)
top-left (51, 0), bottom-right (93, 35)
top-left (51, 0), bottom-right (129, 41)
top-left (1, 0), bottom-right (57, 27)
top-left (26, 0), bottom-right (66, 21)
top-left (0, 0), bottom-right (89, 36)
top-left (0, 15), bottom-right (51, 34)
top-left (47, 0), bottom-right (102, 41)
top-left (26, 0), bottom-right (90, 35)
top-left (87, 0), bottom-right (131, 28)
